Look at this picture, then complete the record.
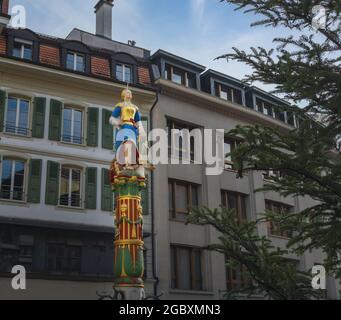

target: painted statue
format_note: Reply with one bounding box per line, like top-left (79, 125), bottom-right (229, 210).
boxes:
top-left (109, 89), bottom-right (146, 177)
top-left (109, 88), bottom-right (147, 300)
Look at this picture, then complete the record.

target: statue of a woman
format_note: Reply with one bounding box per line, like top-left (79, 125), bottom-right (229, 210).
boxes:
top-left (109, 89), bottom-right (146, 177)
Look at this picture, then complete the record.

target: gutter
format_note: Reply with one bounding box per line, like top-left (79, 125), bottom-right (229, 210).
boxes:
top-left (149, 89), bottom-right (160, 297)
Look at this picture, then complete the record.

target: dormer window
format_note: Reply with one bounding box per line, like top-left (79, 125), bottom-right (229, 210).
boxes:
top-left (13, 39), bottom-right (33, 60)
top-left (165, 64), bottom-right (197, 89)
top-left (66, 51), bottom-right (85, 72)
top-left (215, 83), bottom-right (243, 105)
top-left (116, 63), bottom-right (132, 83)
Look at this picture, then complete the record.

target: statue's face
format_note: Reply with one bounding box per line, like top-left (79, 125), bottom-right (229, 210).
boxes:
top-left (122, 90), bottom-right (132, 102)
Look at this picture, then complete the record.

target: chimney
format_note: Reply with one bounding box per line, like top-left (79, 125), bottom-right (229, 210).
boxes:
top-left (95, 0), bottom-right (114, 39)
top-left (0, 0), bottom-right (11, 33)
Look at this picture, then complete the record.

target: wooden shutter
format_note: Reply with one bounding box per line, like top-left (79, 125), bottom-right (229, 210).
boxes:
top-left (87, 107), bottom-right (99, 147)
top-left (32, 97), bottom-right (46, 138)
top-left (0, 90), bottom-right (6, 132)
top-left (85, 167), bottom-right (97, 209)
top-left (27, 159), bottom-right (42, 203)
top-left (48, 99), bottom-right (62, 141)
top-left (102, 109), bottom-right (113, 150)
top-left (45, 161), bottom-right (60, 205)
top-left (101, 168), bottom-right (112, 211)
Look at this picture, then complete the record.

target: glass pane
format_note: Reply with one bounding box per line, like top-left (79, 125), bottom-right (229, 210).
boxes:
top-left (220, 90), bottom-right (228, 100)
top-left (233, 89), bottom-right (243, 105)
top-left (168, 182), bottom-right (173, 212)
top-left (76, 54), bottom-right (85, 72)
top-left (256, 98), bottom-right (264, 113)
top-left (23, 44), bottom-right (32, 60)
top-left (18, 100), bottom-right (29, 135)
top-left (116, 64), bottom-right (123, 81)
top-left (227, 193), bottom-right (237, 211)
top-left (5, 97), bottom-right (17, 133)
top-left (73, 110), bottom-right (82, 144)
top-left (172, 68), bottom-right (183, 85)
top-left (60, 167), bottom-right (70, 206)
top-left (1, 159), bottom-right (12, 199)
top-left (13, 42), bottom-right (22, 58)
top-left (66, 53), bottom-right (75, 70)
top-left (187, 73), bottom-right (197, 89)
top-left (124, 66), bottom-right (132, 83)
top-left (224, 142), bottom-right (232, 168)
top-left (191, 186), bottom-right (198, 207)
top-left (171, 247), bottom-right (176, 288)
top-left (71, 169), bottom-right (81, 207)
top-left (177, 248), bottom-right (191, 290)
top-left (192, 250), bottom-right (202, 290)
top-left (176, 183), bottom-right (188, 212)
top-left (13, 160), bottom-right (25, 201)
top-left (62, 108), bottom-right (72, 143)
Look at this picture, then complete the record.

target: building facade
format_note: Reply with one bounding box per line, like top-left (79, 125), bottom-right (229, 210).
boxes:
top-left (0, 0), bottom-right (339, 300)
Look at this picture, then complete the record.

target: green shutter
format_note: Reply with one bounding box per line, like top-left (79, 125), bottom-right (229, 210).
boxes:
top-left (45, 161), bottom-right (60, 205)
top-left (0, 90), bottom-right (6, 132)
top-left (102, 109), bottom-right (113, 150)
top-left (32, 97), bottom-right (46, 138)
top-left (48, 99), bottom-right (62, 141)
top-left (27, 159), bottom-right (42, 203)
top-left (101, 168), bottom-right (113, 211)
top-left (85, 167), bottom-right (97, 209)
top-left (141, 174), bottom-right (149, 215)
top-left (87, 107), bottom-right (99, 147)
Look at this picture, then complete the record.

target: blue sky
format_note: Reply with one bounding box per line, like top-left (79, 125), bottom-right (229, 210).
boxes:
top-left (9, 0), bottom-right (290, 91)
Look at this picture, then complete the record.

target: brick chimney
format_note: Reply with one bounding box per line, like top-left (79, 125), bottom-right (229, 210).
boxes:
top-left (0, 0), bottom-right (11, 33)
top-left (94, 0), bottom-right (113, 39)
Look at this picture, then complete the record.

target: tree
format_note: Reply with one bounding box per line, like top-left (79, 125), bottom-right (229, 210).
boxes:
top-left (214, 0), bottom-right (341, 277)
top-left (187, 206), bottom-right (322, 300)
top-left (189, 1), bottom-right (340, 299)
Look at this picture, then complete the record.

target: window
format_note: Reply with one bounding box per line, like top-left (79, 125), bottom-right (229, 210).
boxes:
top-left (5, 97), bottom-right (30, 136)
top-left (165, 64), bottom-right (197, 89)
top-left (66, 51), bottom-right (85, 72)
top-left (18, 235), bottom-right (34, 272)
top-left (221, 190), bottom-right (247, 222)
top-left (263, 170), bottom-right (282, 180)
top-left (62, 107), bottom-right (83, 144)
top-left (169, 179), bottom-right (199, 221)
top-left (12, 39), bottom-right (33, 60)
top-left (226, 256), bottom-right (249, 290)
top-left (265, 200), bottom-right (293, 238)
top-left (167, 119), bottom-right (198, 162)
top-left (116, 63), bottom-right (133, 83)
top-left (0, 157), bottom-right (26, 201)
top-left (171, 246), bottom-right (203, 291)
top-left (47, 244), bottom-right (81, 273)
top-left (215, 83), bottom-right (243, 105)
top-left (59, 165), bottom-right (82, 208)
top-left (224, 138), bottom-right (239, 170)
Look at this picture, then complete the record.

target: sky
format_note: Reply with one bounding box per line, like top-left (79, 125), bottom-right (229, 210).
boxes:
top-left (8, 0), bottom-right (294, 91)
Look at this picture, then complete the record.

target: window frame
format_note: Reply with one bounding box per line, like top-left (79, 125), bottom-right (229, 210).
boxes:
top-left (165, 64), bottom-right (197, 89)
top-left (170, 245), bottom-right (204, 291)
top-left (61, 105), bottom-right (85, 145)
top-left (66, 51), bottom-right (86, 72)
top-left (225, 256), bottom-right (249, 291)
top-left (58, 164), bottom-right (84, 209)
top-left (0, 156), bottom-right (27, 203)
top-left (221, 190), bottom-right (247, 222)
top-left (224, 138), bottom-right (239, 171)
top-left (215, 82), bottom-right (243, 105)
top-left (115, 63), bottom-right (133, 83)
top-left (4, 95), bottom-right (31, 137)
top-left (169, 179), bottom-right (199, 221)
top-left (12, 38), bottom-right (33, 60)
top-left (265, 200), bottom-right (293, 239)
